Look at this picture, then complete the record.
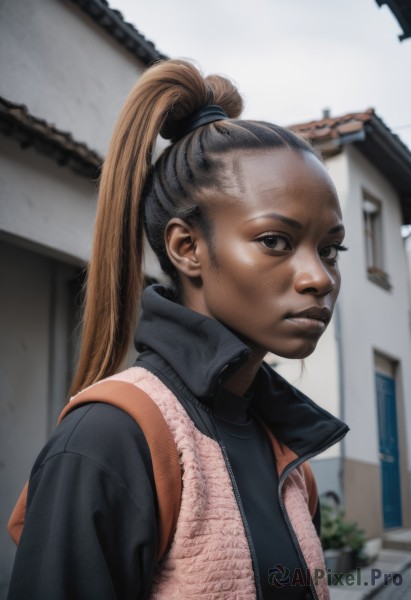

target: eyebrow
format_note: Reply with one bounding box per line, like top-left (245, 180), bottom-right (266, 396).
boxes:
top-left (254, 213), bottom-right (303, 229)
top-left (327, 224), bottom-right (345, 234)
top-left (248, 213), bottom-right (345, 235)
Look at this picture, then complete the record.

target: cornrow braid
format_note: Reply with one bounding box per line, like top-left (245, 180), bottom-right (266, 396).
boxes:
top-left (143, 119), bottom-right (317, 283)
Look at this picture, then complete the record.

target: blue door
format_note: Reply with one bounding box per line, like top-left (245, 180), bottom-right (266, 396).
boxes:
top-left (375, 373), bottom-right (402, 529)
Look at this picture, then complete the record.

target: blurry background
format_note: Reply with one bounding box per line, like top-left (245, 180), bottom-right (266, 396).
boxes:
top-left (1, 0), bottom-right (411, 597)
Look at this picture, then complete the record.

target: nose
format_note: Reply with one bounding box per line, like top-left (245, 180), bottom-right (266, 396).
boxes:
top-left (293, 255), bottom-right (337, 296)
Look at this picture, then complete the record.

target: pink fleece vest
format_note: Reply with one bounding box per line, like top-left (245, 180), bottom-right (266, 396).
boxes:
top-left (109, 366), bottom-right (329, 600)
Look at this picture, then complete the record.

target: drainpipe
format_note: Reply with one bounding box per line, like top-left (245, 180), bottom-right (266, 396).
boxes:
top-left (334, 301), bottom-right (346, 507)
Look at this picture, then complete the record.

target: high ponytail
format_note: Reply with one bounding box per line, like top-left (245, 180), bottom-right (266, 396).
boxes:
top-left (70, 59), bottom-right (242, 395)
top-left (70, 59), bottom-right (315, 396)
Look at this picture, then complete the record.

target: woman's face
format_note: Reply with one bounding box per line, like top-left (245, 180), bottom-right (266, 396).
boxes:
top-left (191, 148), bottom-right (345, 360)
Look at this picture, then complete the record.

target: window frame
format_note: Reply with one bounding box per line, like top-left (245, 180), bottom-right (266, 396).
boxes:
top-left (362, 190), bottom-right (391, 291)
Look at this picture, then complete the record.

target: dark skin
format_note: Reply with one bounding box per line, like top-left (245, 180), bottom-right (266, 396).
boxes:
top-left (165, 148), bottom-right (345, 396)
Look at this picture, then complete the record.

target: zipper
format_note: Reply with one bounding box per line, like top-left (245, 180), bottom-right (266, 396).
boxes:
top-left (278, 431), bottom-right (349, 600)
top-left (137, 355), bottom-right (348, 599)
top-left (219, 441), bottom-right (264, 600)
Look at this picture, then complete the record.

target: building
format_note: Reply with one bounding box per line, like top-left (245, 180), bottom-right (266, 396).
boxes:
top-left (0, 0), bottom-right (165, 595)
top-left (2, 3), bottom-right (411, 596)
top-left (270, 109), bottom-right (411, 540)
top-left (375, 0), bottom-right (411, 41)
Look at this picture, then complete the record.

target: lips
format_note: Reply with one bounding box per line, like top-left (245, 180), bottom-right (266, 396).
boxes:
top-left (286, 306), bottom-right (331, 323)
top-left (284, 307), bottom-right (331, 335)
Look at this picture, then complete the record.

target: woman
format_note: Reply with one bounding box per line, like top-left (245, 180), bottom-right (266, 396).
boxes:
top-left (8, 59), bottom-right (349, 600)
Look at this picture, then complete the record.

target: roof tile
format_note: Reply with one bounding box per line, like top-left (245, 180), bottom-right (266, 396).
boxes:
top-left (0, 96), bottom-right (102, 178)
top-left (69, 0), bottom-right (168, 64)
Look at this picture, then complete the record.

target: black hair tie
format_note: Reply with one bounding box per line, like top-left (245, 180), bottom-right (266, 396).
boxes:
top-left (176, 105), bottom-right (228, 140)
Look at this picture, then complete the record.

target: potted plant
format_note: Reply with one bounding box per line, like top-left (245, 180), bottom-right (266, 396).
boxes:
top-left (320, 502), bottom-right (367, 574)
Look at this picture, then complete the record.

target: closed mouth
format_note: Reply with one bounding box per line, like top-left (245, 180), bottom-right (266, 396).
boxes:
top-left (285, 307), bottom-right (331, 324)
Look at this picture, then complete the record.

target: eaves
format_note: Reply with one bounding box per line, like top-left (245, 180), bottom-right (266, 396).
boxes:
top-left (0, 96), bottom-right (102, 179)
top-left (69, 0), bottom-right (168, 64)
top-left (376, 0), bottom-right (411, 41)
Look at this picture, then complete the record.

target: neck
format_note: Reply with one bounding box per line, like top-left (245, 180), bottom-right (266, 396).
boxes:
top-left (178, 288), bottom-right (266, 396)
top-left (223, 348), bottom-right (266, 396)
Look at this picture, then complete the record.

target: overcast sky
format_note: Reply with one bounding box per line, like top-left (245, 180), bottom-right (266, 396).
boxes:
top-left (109, 0), bottom-right (411, 150)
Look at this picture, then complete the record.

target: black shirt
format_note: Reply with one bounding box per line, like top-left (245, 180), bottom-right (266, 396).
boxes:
top-left (213, 388), bottom-right (311, 599)
top-left (8, 403), bottom-right (158, 600)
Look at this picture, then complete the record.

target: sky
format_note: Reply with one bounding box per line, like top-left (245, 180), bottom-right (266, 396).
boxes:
top-left (108, 0), bottom-right (411, 150)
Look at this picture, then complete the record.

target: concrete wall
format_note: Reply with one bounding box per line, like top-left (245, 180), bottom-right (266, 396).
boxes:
top-left (0, 241), bottom-right (81, 596)
top-left (335, 145), bottom-right (411, 533)
top-left (0, 136), bottom-right (97, 264)
top-left (270, 147), bottom-right (411, 536)
top-left (0, 0), bottom-right (144, 156)
top-left (270, 317), bottom-right (342, 457)
top-left (0, 93), bottom-right (98, 599)
top-left (337, 146), bottom-right (411, 464)
top-left (344, 459), bottom-right (382, 538)
top-left (269, 308), bottom-right (345, 501)
top-left (0, 2), bottom-right (154, 595)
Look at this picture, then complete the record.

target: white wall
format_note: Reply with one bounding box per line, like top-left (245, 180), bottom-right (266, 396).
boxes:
top-left (0, 0), bottom-right (144, 156)
top-left (336, 145), bottom-right (411, 467)
top-left (269, 318), bottom-right (342, 461)
top-left (0, 244), bottom-right (58, 595)
top-left (270, 145), bottom-right (411, 474)
top-left (405, 234), bottom-right (411, 303)
top-left (0, 3), bottom-right (156, 594)
top-left (0, 136), bottom-right (97, 264)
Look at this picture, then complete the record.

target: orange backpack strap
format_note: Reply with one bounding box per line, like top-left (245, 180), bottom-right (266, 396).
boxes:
top-left (258, 419), bottom-right (318, 519)
top-left (8, 380), bottom-right (182, 560)
top-left (8, 482), bottom-right (29, 546)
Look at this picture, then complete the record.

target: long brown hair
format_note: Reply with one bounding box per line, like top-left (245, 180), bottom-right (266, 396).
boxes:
top-left (70, 59), bottom-right (315, 396)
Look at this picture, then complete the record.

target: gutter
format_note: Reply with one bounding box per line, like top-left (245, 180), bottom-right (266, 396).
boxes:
top-left (334, 302), bottom-right (347, 506)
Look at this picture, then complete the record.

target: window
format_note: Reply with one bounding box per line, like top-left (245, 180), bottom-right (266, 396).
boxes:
top-left (363, 192), bottom-right (391, 290)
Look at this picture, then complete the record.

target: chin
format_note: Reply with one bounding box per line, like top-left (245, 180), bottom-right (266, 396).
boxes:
top-left (273, 340), bottom-right (319, 360)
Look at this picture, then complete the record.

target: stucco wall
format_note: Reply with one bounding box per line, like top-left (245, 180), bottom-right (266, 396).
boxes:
top-left (0, 242), bottom-right (77, 596)
top-left (270, 317), bottom-right (342, 462)
top-left (0, 136), bottom-right (97, 264)
top-left (0, 3), bottom-right (157, 595)
top-left (0, 0), bottom-right (144, 156)
top-left (336, 145), bottom-right (411, 468)
top-left (270, 146), bottom-right (411, 522)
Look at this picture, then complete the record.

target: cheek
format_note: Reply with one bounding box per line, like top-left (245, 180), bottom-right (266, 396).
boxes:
top-left (332, 268), bottom-right (342, 301)
top-left (203, 261), bottom-right (255, 316)
top-left (204, 254), bottom-right (291, 315)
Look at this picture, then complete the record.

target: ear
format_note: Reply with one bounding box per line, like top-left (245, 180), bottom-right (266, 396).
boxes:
top-left (165, 218), bottom-right (202, 278)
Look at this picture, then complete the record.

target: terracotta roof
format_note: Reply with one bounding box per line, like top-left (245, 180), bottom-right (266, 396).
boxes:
top-left (376, 0), bottom-right (411, 41)
top-left (289, 109), bottom-right (411, 224)
top-left (69, 0), bottom-right (168, 64)
top-left (0, 96), bottom-right (102, 178)
top-left (290, 109), bottom-right (375, 147)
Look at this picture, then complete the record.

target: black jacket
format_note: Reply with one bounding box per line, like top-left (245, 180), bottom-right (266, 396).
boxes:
top-left (8, 285), bottom-right (349, 600)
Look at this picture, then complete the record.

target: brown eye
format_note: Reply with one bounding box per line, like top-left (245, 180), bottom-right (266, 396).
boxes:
top-left (320, 244), bottom-right (348, 261)
top-left (260, 235), bottom-right (290, 251)
top-left (320, 246), bottom-right (338, 259)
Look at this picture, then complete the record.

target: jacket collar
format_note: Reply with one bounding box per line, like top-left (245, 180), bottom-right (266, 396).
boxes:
top-left (135, 284), bottom-right (251, 399)
top-left (135, 284), bottom-right (349, 459)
